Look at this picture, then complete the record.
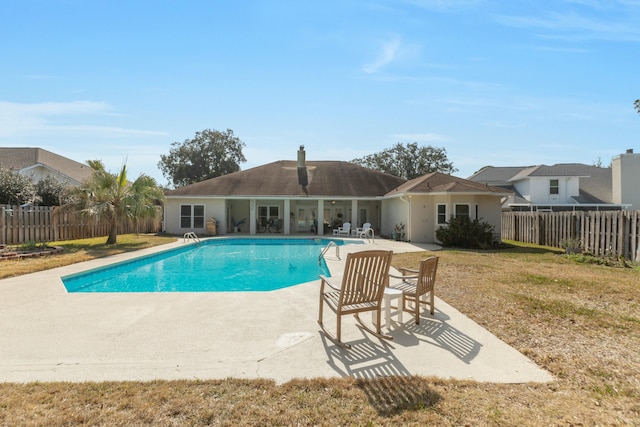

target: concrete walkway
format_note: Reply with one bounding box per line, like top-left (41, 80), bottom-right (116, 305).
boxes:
top-left (0, 237), bottom-right (553, 384)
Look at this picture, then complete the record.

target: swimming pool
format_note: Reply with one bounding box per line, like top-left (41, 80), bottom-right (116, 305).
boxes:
top-left (62, 238), bottom-right (348, 293)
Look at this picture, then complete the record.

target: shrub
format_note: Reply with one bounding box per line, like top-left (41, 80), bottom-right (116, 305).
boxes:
top-left (0, 167), bottom-right (36, 205)
top-left (560, 237), bottom-right (583, 254)
top-left (436, 216), bottom-right (495, 249)
top-left (35, 176), bottom-right (73, 206)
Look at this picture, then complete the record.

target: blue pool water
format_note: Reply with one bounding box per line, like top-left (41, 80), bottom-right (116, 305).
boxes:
top-left (62, 238), bottom-right (347, 293)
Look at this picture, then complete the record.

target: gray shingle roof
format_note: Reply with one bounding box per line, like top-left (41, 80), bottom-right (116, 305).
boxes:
top-left (467, 166), bottom-right (531, 184)
top-left (468, 163), bottom-right (613, 204)
top-left (165, 160), bottom-right (407, 198)
top-left (385, 172), bottom-right (511, 196)
top-left (510, 164), bottom-right (591, 181)
top-left (0, 147), bottom-right (92, 184)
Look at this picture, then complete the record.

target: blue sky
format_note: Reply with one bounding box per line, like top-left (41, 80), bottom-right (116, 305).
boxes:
top-left (1, 0), bottom-right (639, 186)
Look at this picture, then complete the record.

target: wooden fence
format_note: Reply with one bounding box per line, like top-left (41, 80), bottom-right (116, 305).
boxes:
top-left (502, 210), bottom-right (640, 261)
top-left (0, 205), bottom-right (162, 245)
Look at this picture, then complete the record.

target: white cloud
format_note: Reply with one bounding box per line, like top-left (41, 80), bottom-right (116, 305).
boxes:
top-left (0, 101), bottom-right (166, 138)
top-left (494, 10), bottom-right (640, 42)
top-left (362, 36), bottom-right (403, 74)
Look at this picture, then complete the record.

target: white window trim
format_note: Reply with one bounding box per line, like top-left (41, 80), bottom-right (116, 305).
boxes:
top-left (180, 204), bottom-right (205, 229)
top-left (454, 203), bottom-right (470, 218)
top-left (258, 205), bottom-right (280, 221)
top-left (436, 203), bottom-right (448, 225)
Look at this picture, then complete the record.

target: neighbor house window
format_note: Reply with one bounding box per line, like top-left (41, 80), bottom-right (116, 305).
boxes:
top-left (180, 204), bottom-right (204, 228)
top-left (454, 204), bottom-right (470, 218)
top-left (549, 179), bottom-right (559, 195)
top-left (437, 204), bottom-right (447, 225)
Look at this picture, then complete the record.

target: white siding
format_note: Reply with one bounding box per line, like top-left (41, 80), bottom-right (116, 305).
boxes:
top-left (516, 177), bottom-right (577, 205)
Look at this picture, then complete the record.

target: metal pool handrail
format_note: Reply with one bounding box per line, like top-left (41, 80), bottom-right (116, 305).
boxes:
top-left (319, 240), bottom-right (340, 264)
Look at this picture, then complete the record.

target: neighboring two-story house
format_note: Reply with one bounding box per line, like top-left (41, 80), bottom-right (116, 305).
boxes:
top-left (468, 149), bottom-right (640, 211)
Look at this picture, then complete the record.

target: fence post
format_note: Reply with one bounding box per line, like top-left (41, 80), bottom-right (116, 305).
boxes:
top-left (0, 205), bottom-right (5, 245)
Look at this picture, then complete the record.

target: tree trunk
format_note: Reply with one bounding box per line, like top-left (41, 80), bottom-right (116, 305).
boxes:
top-left (106, 217), bottom-right (118, 245)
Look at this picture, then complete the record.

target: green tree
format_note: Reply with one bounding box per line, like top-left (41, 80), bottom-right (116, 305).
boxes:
top-left (0, 167), bottom-right (37, 205)
top-left (35, 176), bottom-right (72, 206)
top-left (158, 128), bottom-right (246, 187)
top-left (635, 99), bottom-right (639, 114)
top-left (70, 160), bottom-right (165, 245)
top-left (351, 142), bottom-right (457, 179)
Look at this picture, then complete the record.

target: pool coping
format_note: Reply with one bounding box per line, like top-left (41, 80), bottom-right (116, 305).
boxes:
top-left (60, 236), bottom-right (350, 292)
top-left (0, 236), bottom-right (554, 385)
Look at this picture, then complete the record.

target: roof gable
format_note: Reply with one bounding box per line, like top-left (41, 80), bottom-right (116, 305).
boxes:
top-left (510, 164), bottom-right (592, 181)
top-left (0, 147), bottom-right (92, 184)
top-left (469, 163), bottom-right (598, 184)
top-left (467, 166), bottom-right (530, 184)
top-left (468, 163), bottom-right (614, 205)
top-left (386, 172), bottom-right (510, 196)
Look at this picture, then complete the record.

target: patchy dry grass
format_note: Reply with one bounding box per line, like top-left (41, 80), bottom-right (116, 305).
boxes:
top-left (1, 239), bottom-right (639, 425)
top-left (0, 234), bottom-right (177, 279)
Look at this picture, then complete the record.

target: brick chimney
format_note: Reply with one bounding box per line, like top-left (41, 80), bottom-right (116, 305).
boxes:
top-left (297, 145), bottom-right (308, 195)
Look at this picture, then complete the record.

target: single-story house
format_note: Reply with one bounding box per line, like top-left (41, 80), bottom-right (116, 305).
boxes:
top-left (164, 147), bottom-right (510, 243)
top-left (0, 147), bottom-right (93, 186)
top-left (467, 149), bottom-right (640, 211)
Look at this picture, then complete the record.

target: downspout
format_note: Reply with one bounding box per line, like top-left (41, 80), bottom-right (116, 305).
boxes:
top-left (399, 194), bottom-right (411, 241)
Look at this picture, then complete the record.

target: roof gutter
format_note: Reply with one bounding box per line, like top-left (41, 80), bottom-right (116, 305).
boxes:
top-left (382, 190), bottom-right (512, 199)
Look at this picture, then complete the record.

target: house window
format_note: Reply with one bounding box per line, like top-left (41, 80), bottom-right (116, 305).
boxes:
top-left (258, 205), bottom-right (280, 225)
top-left (180, 205), bottom-right (205, 228)
top-left (437, 204), bottom-right (447, 225)
top-left (454, 204), bottom-right (470, 218)
top-left (549, 179), bottom-right (559, 195)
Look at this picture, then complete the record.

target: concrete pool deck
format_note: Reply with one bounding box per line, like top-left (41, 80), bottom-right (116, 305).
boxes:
top-left (0, 237), bottom-right (553, 385)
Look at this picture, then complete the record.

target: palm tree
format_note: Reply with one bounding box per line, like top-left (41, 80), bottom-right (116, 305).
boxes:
top-left (72, 160), bottom-right (165, 245)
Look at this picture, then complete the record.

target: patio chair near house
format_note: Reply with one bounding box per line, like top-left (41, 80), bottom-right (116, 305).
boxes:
top-left (356, 222), bottom-right (372, 238)
top-left (334, 222), bottom-right (351, 236)
top-left (318, 250), bottom-right (393, 348)
top-left (389, 256), bottom-right (438, 325)
top-left (268, 218), bottom-right (282, 233)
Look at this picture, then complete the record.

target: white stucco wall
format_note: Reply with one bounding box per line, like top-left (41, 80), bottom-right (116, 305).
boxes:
top-left (381, 198), bottom-right (408, 238)
top-left (408, 195), bottom-right (434, 243)
top-left (475, 195), bottom-right (503, 238)
top-left (382, 194), bottom-right (504, 243)
top-left (164, 198), bottom-right (226, 236)
top-left (19, 165), bottom-right (78, 186)
top-left (612, 152), bottom-right (640, 210)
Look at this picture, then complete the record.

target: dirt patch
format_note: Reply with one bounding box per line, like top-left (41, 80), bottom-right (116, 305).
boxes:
top-left (0, 244), bottom-right (64, 261)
